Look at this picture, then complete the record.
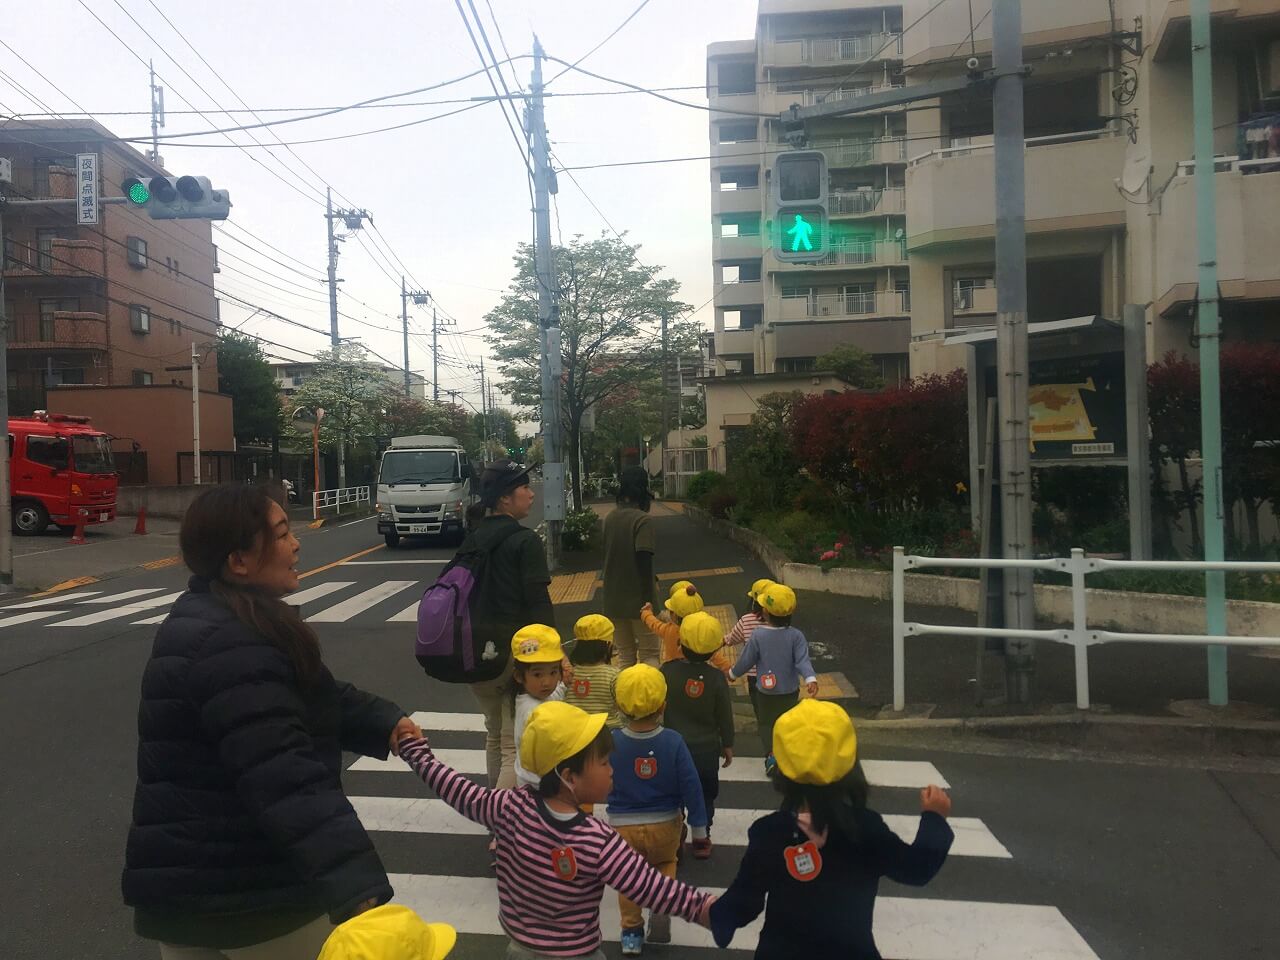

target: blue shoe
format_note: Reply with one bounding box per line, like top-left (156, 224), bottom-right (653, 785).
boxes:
top-left (621, 927), bottom-right (644, 955)
top-left (764, 754), bottom-right (777, 775)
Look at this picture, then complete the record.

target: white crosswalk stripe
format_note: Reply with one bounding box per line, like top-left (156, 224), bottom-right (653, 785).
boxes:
top-left (284, 581), bottom-right (354, 607)
top-left (76, 588), bottom-right (166, 605)
top-left (306, 581), bottom-right (418, 622)
top-left (55, 591), bottom-right (184, 627)
top-left (5, 591), bottom-right (103, 608)
top-left (345, 710), bottom-right (1097, 959)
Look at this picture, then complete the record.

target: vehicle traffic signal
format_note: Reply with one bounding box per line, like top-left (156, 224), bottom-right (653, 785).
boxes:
top-left (772, 150), bottom-right (828, 264)
top-left (122, 175), bottom-right (232, 220)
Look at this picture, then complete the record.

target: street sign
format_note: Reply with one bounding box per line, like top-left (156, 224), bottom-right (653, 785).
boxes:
top-left (76, 153), bottom-right (98, 225)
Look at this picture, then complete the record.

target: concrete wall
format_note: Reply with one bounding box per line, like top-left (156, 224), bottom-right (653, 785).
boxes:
top-left (701, 373), bottom-right (845, 469)
top-left (116, 484), bottom-right (207, 520)
top-left (47, 384), bottom-right (233, 486)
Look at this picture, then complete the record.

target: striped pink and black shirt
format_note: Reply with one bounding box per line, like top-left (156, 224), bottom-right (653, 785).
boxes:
top-left (726, 611), bottom-right (764, 678)
top-left (399, 737), bottom-right (711, 956)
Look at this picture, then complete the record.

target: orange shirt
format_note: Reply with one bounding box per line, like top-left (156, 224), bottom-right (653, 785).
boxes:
top-left (641, 608), bottom-right (734, 674)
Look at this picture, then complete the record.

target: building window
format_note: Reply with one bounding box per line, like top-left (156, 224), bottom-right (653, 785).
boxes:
top-left (875, 353), bottom-right (909, 386)
top-left (58, 368), bottom-right (85, 385)
top-left (716, 62), bottom-right (755, 96)
top-left (173, 259), bottom-right (180, 278)
top-left (32, 159), bottom-right (60, 198)
top-left (37, 229), bottom-right (61, 272)
top-left (212, 245), bottom-right (219, 273)
top-left (3, 237), bottom-right (22, 268)
top-left (717, 121), bottom-right (757, 144)
top-left (723, 261), bottom-right (761, 284)
top-left (126, 236), bottom-right (148, 268)
top-left (39, 298), bottom-right (79, 340)
top-left (778, 357), bottom-right (816, 373)
top-left (719, 168), bottom-right (759, 191)
top-left (130, 304), bottom-right (151, 334)
top-left (168, 318), bottom-right (177, 335)
top-left (132, 370), bottom-right (154, 386)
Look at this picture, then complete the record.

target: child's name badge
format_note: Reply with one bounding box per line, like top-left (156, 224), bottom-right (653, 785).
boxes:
top-left (684, 677), bottom-right (705, 698)
top-left (759, 672), bottom-right (778, 691)
top-left (784, 841), bottom-right (823, 882)
top-left (635, 755), bottom-right (658, 779)
top-left (572, 678), bottom-right (591, 698)
top-left (551, 845), bottom-right (579, 882)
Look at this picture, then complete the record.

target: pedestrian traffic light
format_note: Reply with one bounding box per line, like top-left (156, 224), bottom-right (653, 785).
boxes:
top-left (772, 150), bottom-right (828, 264)
top-left (122, 175), bottom-right (232, 220)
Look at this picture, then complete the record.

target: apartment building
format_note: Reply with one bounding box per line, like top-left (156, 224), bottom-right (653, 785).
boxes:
top-left (271, 361), bottom-right (429, 400)
top-left (900, 0), bottom-right (1280, 374)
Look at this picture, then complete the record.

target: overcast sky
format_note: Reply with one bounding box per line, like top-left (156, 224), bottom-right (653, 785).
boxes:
top-left (3, 0), bottom-right (759, 416)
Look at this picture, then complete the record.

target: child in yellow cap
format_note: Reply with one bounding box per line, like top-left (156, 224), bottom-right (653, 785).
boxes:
top-left (659, 611), bottom-right (734, 859)
top-left (397, 702), bottom-right (714, 959)
top-left (606, 664), bottom-right (710, 955)
top-left (318, 905), bottom-right (455, 960)
top-left (727, 583), bottom-right (818, 773)
top-left (567, 614), bottom-right (622, 729)
top-left (640, 583), bottom-right (704, 665)
top-left (708, 700), bottom-right (952, 959)
top-left (510, 624), bottom-right (567, 788)
top-left (726, 578), bottom-right (774, 699)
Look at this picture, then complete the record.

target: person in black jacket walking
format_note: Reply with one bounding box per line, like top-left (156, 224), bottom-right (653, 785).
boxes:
top-left (122, 484), bottom-right (420, 960)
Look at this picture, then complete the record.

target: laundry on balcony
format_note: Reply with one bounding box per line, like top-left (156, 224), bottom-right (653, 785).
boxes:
top-left (1238, 114), bottom-right (1280, 168)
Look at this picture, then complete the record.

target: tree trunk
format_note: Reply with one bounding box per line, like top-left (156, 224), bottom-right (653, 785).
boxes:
top-left (1177, 458), bottom-right (1202, 555)
top-left (1245, 498), bottom-right (1263, 553)
top-left (569, 418), bottom-right (583, 512)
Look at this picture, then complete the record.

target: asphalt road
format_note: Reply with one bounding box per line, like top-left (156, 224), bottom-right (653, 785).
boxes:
top-left (1, 500), bottom-right (1278, 959)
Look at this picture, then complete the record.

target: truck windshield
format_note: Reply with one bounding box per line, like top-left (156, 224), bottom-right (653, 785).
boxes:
top-left (380, 450), bottom-right (459, 485)
top-left (71, 435), bottom-right (116, 475)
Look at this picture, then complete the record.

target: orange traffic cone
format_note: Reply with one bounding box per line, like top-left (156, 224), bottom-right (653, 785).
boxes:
top-left (68, 511), bottom-right (87, 545)
top-left (134, 507), bottom-right (148, 536)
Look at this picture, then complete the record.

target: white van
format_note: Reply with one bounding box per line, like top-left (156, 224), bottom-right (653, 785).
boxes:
top-left (375, 435), bottom-right (474, 548)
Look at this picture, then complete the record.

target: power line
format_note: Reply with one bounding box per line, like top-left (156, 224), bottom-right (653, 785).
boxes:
top-left (546, 0), bottom-right (654, 86)
top-left (454, 0), bottom-right (534, 187)
top-left (816, 0), bottom-right (950, 101)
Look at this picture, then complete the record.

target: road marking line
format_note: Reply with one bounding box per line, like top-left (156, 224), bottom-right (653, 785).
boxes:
top-left (77, 588), bottom-right (166, 605)
top-left (349, 747), bottom-right (948, 787)
top-left (140, 556), bottom-right (182, 570)
top-left (307, 581), bottom-right (418, 622)
top-left (549, 571), bottom-right (598, 604)
top-left (284, 582), bottom-right (354, 607)
top-left (5, 591), bottom-right (103, 609)
top-left (298, 544), bottom-right (384, 579)
top-left (345, 560), bottom-right (448, 565)
top-left (656, 566), bottom-right (743, 581)
top-left (25, 576), bottom-right (99, 599)
top-left (390, 600), bottom-right (421, 623)
top-left (387, 875), bottom-right (1099, 957)
top-left (351, 796), bottom-right (1007, 858)
top-left (0, 610), bottom-right (68, 629)
top-left (56, 592), bottom-right (184, 627)
top-left (338, 517), bottom-right (374, 527)
top-left (132, 613), bottom-right (168, 625)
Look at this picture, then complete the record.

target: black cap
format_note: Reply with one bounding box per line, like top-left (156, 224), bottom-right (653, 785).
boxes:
top-left (479, 458), bottom-right (532, 507)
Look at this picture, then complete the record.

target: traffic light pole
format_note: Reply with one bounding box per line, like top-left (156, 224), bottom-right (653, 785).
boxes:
top-left (325, 187), bottom-right (344, 488)
top-left (0, 202), bottom-right (13, 592)
top-left (530, 38), bottom-right (564, 570)
top-left (401, 277), bottom-right (411, 396)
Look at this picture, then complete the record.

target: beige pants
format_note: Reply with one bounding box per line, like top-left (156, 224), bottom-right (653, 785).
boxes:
top-left (470, 658), bottom-right (517, 790)
top-left (613, 818), bottom-right (683, 930)
top-left (612, 618), bottom-right (659, 669)
top-left (158, 916), bottom-right (334, 960)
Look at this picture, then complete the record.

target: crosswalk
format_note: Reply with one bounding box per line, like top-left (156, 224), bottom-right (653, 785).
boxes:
top-left (0, 579), bottom-right (436, 630)
top-left (346, 710), bottom-right (1101, 959)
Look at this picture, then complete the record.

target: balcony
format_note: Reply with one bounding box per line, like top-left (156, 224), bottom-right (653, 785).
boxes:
top-left (9, 311), bottom-right (108, 352)
top-left (953, 283), bottom-right (998, 318)
top-left (4, 239), bottom-right (101, 280)
top-left (714, 327), bottom-right (756, 359)
top-left (778, 290), bottom-right (911, 321)
top-left (830, 187), bottom-right (905, 218)
top-left (764, 33), bottom-right (902, 68)
top-left (1151, 0), bottom-right (1280, 59)
top-left (903, 0), bottom-right (1113, 66)
top-left (906, 130), bottom-right (1126, 250)
top-left (711, 138), bottom-right (762, 164)
top-left (716, 280), bottom-right (764, 309)
top-left (771, 238), bottom-right (908, 271)
top-left (712, 187), bottom-right (762, 216)
top-left (763, 81), bottom-right (906, 116)
top-left (813, 137), bottom-right (907, 168)
top-left (1153, 158), bottom-right (1280, 315)
top-left (713, 233), bottom-right (764, 261)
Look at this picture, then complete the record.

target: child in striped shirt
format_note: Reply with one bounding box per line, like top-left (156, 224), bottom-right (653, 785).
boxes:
top-left (397, 701), bottom-right (714, 959)
top-left (565, 615), bottom-right (622, 729)
top-left (725, 578), bottom-right (773, 708)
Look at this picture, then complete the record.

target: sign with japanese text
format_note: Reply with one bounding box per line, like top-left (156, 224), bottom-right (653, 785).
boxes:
top-left (76, 153), bottom-right (98, 225)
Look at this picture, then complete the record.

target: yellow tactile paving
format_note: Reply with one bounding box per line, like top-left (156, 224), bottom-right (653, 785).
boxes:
top-left (703, 603), bottom-right (740, 635)
top-left (141, 556), bottom-right (183, 571)
top-left (549, 571), bottom-right (600, 605)
top-left (656, 566), bottom-right (743, 582)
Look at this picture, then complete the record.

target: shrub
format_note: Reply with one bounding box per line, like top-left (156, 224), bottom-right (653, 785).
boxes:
top-left (706, 490), bottom-right (738, 519)
top-left (560, 509), bottom-right (600, 552)
top-left (687, 470), bottom-right (727, 504)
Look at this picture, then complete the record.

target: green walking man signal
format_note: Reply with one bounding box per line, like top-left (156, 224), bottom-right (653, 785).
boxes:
top-left (786, 214), bottom-right (816, 252)
top-left (773, 151), bottom-right (828, 263)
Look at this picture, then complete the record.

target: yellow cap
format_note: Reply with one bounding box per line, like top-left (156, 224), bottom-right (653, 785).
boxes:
top-left (759, 582), bottom-right (797, 617)
top-left (664, 585), bottom-right (705, 619)
top-left (615, 663), bottom-right (667, 718)
top-left (511, 624), bottom-right (564, 664)
top-left (573, 614), bottom-right (615, 643)
top-left (668, 579), bottom-right (694, 597)
top-left (678, 611), bottom-right (725, 655)
top-left (318, 905), bottom-right (457, 960)
top-left (520, 701), bottom-right (607, 777)
top-left (747, 578), bottom-right (776, 600)
top-left (772, 700), bottom-right (857, 785)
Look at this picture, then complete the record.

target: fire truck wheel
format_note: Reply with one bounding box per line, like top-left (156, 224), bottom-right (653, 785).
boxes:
top-left (12, 501), bottom-right (49, 536)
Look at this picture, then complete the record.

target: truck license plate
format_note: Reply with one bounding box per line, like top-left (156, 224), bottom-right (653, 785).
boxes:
top-left (409, 524), bottom-right (430, 534)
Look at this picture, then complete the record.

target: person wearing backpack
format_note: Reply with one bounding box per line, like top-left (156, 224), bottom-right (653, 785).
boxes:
top-left (419, 459), bottom-right (554, 792)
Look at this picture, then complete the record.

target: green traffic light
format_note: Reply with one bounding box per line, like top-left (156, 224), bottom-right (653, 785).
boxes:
top-left (127, 181), bottom-right (150, 204)
top-left (786, 214), bottom-right (816, 252)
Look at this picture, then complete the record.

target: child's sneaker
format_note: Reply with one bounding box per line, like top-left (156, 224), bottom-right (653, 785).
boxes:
top-left (621, 926), bottom-right (645, 955)
top-left (764, 753), bottom-right (777, 775)
top-left (647, 912), bottom-right (672, 943)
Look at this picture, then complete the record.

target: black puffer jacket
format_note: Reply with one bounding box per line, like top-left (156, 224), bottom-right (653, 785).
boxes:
top-left (122, 577), bottom-right (404, 948)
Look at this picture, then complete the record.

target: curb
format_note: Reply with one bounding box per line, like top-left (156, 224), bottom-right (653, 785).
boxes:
top-left (308, 509), bottom-right (376, 529)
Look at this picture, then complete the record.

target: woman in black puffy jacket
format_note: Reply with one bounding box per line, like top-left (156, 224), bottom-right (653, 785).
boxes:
top-left (122, 484), bottom-right (420, 959)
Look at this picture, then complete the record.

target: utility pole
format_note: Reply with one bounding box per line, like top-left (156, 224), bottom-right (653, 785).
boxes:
top-left (0, 191), bottom-right (13, 592)
top-left (660, 309), bottom-right (670, 497)
top-left (478, 359), bottom-right (489, 451)
top-left (401, 276), bottom-right (411, 396)
top-left (992, 0), bottom-right (1035, 704)
top-left (191, 342), bottom-right (202, 485)
top-left (323, 188), bottom-right (369, 488)
top-left (1191, 0), bottom-right (1229, 705)
top-left (148, 61), bottom-right (164, 167)
top-left (530, 37), bottom-right (564, 568)
top-left (432, 306), bottom-right (439, 402)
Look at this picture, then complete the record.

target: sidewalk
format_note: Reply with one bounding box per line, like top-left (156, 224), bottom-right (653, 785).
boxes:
top-left (8, 515), bottom-right (186, 593)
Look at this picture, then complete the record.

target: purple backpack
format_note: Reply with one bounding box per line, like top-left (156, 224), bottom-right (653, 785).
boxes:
top-left (416, 524), bottom-right (522, 683)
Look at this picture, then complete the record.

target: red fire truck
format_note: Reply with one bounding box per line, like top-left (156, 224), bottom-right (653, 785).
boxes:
top-left (8, 412), bottom-right (119, 535)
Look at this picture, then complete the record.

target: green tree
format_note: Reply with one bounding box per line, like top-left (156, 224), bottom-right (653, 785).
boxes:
top-left (216, 331), bottom-right (283, 444)
top-left (816, 343), bottom-right (884, 389)
top-left (293, 344), bottom-right (389, 464)
top-left (484, 234), bottom-right (695, 509)
top-left (378, 394), bottom-right (477, 452)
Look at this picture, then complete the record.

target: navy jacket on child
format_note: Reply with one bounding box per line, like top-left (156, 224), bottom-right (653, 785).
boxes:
top-left (607, 727), bottom-right (708, 837)
top-left (660, 660), bottom-right (734, 757)
top-left (709, 807), bottom-right (953, 959)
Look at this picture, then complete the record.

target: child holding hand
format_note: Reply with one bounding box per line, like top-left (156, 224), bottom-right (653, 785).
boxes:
top-left (709, 700), bottom-right (953, 959)
top-left (511, 624), bottom-right (567, 788)
top-left (640, 584), bottom-right (704, 664)
top-left (398, 702), bottom-right (713, 959)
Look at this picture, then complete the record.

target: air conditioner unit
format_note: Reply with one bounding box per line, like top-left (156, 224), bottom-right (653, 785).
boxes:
top-left (126, 236), bottom-right (148, 269)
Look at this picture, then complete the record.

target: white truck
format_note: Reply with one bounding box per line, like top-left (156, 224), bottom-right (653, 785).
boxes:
top-left (375, 435), bottom-right (474, 548)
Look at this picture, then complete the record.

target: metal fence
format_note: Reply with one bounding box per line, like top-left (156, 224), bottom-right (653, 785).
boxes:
top-left (891, 546), bottom-right (1280, 711)
top-left (312, 485), bottom-right (370, 520)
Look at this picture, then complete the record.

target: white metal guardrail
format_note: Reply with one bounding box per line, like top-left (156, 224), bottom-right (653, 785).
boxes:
top-left (312, 485), bottom-right (370, 520)
top-left (891, 546), bottom-right (1280, 712)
